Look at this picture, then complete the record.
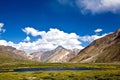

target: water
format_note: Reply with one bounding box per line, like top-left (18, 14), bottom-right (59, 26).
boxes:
top-left (14, 67), bottom-right (99, 72)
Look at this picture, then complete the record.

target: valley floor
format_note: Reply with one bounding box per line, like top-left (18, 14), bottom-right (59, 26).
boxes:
top-left (0, 62), bottom-right (120, 80)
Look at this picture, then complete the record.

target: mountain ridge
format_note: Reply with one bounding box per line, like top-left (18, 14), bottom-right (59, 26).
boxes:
top-left (70, 29), bottom-right (120, 63)
top-left (31, 46), bottom-right (77, 62)
top-left (0, 45), bottom-right (33, 64)
top-left (1, 29), bottom-right (120, 63)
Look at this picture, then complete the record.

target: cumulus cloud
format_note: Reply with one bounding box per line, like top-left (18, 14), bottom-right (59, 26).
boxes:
top-left (22, 27), bottom-right (45, 37)
top-left (0, 27), bottom-right (109, 53)
top-left (58, 0), bottom-right (120, 14)
top-left (22, 28), bottom-right (84, 52)
top-left (0, 23), bottom-right (6, 33)
top-left (0, 40), bottom-right (15, 46)
top-left (24, 36), bottom-right (31, 42)
top-left (79, 33), bottom-right (107, 42)
top-left (77, 0), bottom-right (120, 14)
top-left (0, 28), bottom-right (85, 53)
top-left (94, 28), bottom-right (103, 33)
top-left (0, 23), bottom-right (4, 28)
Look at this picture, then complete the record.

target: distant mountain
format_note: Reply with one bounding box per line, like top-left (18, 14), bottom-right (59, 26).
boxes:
top-left (3, 28), bottom-right (120, 63)
top-left (31, 51), bottom-right (53, 62)
top-left (72, 48), bottom-right (81, 54)
top-left (70, 29), bottom-right (120, 63)
top-left (0, 45), bottom-right (79, 63)
top-left (0, 45), bottom-right (31, 61)
top-left (31, 46), bottom-right (77, 62)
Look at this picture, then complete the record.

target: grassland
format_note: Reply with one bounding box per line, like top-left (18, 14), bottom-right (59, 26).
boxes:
top-left (0, 53), bottom-right (120, 80)
top-left (0, 69), bottom-right (120, 80)
top-left (0, 62), bottom-right (120, 80)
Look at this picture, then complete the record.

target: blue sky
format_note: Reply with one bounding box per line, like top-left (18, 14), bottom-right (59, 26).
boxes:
top-left (0, 0), bottom-right (120, 53)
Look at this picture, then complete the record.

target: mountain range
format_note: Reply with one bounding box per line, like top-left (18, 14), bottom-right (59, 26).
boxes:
top-left (31, 46), bottom-right (78, 62)
top-left (0, 45), bottom-right (78, 63)
top-left (0, 29), bottom-right (120, 63)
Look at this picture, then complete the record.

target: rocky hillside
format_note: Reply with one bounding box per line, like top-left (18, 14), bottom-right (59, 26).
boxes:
top-left (70, 29), bottom-right (120, 63)
top-left (0, 45), bottom-right (31, 60)
top-left (31, 46), bottom-right (77, 62)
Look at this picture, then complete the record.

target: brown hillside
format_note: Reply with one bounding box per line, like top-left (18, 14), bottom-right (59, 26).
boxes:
top-left (70, 29), bottom-right (120, 63)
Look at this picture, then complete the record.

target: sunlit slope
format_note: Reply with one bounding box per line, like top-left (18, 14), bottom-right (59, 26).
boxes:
top-left (70, 29), bottom-right (120, 63)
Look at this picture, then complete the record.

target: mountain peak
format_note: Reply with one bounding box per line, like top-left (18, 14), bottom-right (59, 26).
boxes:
top-left (6, 46), bottom-right (16, 51)
top-left (117, 28), bottom-right (120, 32)
top-left (55, 46), bottom-right (64, 50)
top-left (115, 28), bottom-right (120, 36)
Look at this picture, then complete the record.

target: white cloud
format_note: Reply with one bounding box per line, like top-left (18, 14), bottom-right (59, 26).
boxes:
top-left (0, 28), bottom-right (84, 53)
top-left (0, 27), bottom-right (109, 53)
top-left (22, 28), bottom-right (84, 52)
top-left (0, 23), bottom-right (4, 28)
top-left (58, 0), bottom-right (120, 14)
top-left (77, 0), bottom-right (120, 14)
top-left (22, 27), bottom-right (45, 37)
top-left (79, 33), bottom-right (107, 42)
top-left (94, 28), bottom-right (103, 33)
top-left (0, 23), bottom-right (6, 33)
top-left (0, 40), bottom-right (15, 46)
top-left (24, 36), bottom-right (31, 42)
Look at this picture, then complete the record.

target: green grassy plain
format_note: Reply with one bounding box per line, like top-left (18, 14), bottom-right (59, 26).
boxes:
top-left (0, 70), bottom-right (120, 80)
top-left (0, 62), bottom-right (120, 80)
